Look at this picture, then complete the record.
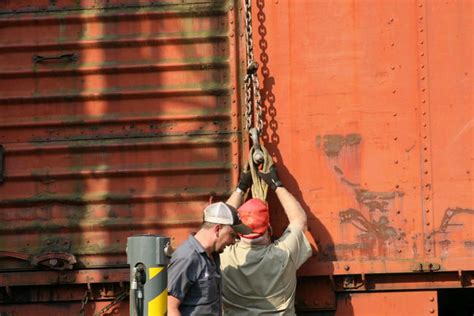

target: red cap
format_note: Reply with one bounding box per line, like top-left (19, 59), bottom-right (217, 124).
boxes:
top-left (238, 198), bottom-right (270, 239)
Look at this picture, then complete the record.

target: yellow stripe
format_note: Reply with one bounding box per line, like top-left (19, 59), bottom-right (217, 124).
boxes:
top-left (148, 288), bottom-right (167, 316)
top-left (149, 267), bottom-right (163, 280)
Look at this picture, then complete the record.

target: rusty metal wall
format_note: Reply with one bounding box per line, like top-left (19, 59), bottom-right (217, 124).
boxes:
top-left (0, 0), bottom-right (242, 292)
top-left (0, 0), bottom-right (473, 314)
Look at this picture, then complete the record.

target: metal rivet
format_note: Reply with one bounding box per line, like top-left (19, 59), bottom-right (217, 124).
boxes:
top-left (420, 41), bottom-right (424, 45)
top-left (393, 137), bottom-right (398, 140)
top-left (344, 265), bottom-right (350, 271)
top-left (394, 160), bottom-right (399, 164)
top-left (430, 308), bottom-right (435, 313)
top-left (419, 16), bottom-right (423, 20)
top-left (398, 249), bottom-right (402, 253)
top-left (422, 100), bottom-right (426, 103)
top-left (391, 66), bottom-right (396, 70)
top-left (395, 185), bottom-right (400, 189)
top-left (424, 171), bottom-right (429, 174)
top-left (426, 209), bottom-right (430, 213)
top-left (425, 196), bottom-right (430, 200)
top-left (429, 297), bottom-right (435, 302)
top-left (393, 113), bottom-right (398, 117)
top-left (420, 29), bottom-right (424, 32)
top-left (421, 76), bottom-right (425, 80)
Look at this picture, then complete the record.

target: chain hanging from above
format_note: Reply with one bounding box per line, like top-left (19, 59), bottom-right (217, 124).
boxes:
top-left (242, 0), bottom-right (273, 201)
top-left (244, 0), bottom-right (264, 137)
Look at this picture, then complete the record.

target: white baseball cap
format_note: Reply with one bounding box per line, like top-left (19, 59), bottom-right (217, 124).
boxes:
top-left (203, 202), bottom-right (252, 235)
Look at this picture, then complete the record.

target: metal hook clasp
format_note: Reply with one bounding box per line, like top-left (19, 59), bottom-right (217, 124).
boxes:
top-left (250, 128), bottom-right (264, 165)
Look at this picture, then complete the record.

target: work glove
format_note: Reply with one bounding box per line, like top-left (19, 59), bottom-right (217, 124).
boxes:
top-left (258, 165), bottom-right (283, 191)
top-left (237, 167), bottom-right (252, 192)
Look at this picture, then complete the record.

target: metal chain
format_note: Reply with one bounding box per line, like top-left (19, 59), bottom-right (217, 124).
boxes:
top-left (79, 290), bottom-right (90, 316)
top-left (93, 291), bottom-right (129, 316)
top-left (243, 0), bottom-right (263, 135)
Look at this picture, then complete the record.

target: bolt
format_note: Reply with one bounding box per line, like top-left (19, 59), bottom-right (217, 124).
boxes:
top-left (426, 209), bottom-right (430, 213)
top-left (427, 248), bottom-right (432, 252)
top-left (398, 249), bottom-right (402, 253)
top-left (430, 308), bottom-right (435, 313)
top-left (392, 89), bottom-right (397, 94)
top-left (344, 265), bottom-right (350, 271)
top-left (393, 113), bottom-right (398, 117)
top-left (393, 136), bottom-right (398, 140)
top-left (429, 297), bottom-right (435, 302)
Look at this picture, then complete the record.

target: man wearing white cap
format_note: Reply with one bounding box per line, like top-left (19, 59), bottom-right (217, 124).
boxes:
top-left (167, 200), bottom-right (252, 316)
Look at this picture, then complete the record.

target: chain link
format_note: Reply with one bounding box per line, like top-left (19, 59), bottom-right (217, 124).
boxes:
top-left (79, 290), bottom-right (90, 316)
top-left (243, 0), bottom-right (263, 136)
top-left (93, 291), bottom-right (129, 316)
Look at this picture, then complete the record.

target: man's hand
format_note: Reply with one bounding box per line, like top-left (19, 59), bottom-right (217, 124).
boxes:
top-left (258, 165), bottom-right (283, 191)
top-left (237, 168), bottom-right (252, 192)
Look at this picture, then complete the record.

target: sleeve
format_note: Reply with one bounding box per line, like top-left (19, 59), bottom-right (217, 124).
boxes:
top-left (167, 255), bottom-right (197, 301)
top-left (275, 224), bottom-right (312, 269)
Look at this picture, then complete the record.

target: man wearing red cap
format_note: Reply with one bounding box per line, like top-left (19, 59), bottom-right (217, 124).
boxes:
top-left (221, 164), bottom-right (312, 315)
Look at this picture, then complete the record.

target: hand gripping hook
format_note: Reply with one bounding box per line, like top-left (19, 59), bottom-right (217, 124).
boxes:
top-left (250, 128), bottom-right (265, 165)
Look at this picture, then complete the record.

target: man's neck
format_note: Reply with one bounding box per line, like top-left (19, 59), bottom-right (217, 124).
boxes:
top-left (194, 229), bottom-right (214, 258)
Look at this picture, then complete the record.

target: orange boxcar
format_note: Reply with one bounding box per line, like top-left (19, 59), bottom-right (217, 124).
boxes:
top-left (0, 0), bottom-right (472, 315)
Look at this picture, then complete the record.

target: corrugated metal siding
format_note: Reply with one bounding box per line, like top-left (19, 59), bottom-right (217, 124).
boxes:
top-left (0, 1), bottom-right (241, 270)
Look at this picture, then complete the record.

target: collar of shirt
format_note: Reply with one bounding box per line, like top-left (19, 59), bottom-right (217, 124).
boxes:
top-left (188, 234), bottom-right (220, 265)
top-left (188, 234), bottom-right (206, 254)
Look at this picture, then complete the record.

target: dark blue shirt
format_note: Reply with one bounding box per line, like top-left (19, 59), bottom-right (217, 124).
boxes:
top-left (168, 235), bottom-right (222, 315)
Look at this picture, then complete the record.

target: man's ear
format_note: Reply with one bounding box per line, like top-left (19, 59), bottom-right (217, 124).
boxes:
top-left (214, 224), bottom-right (221, 236)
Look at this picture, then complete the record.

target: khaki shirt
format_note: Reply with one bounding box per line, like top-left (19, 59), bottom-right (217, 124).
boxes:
top-left (220, 225), bottom-right (312, 315)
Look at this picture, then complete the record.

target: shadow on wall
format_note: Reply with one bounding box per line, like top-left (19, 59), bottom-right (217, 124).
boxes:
top-left (251, 0), bottom-right (344, 314)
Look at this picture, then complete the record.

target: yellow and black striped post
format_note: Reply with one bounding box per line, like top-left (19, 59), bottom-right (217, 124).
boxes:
top-left (127, 235), bottom-right (171, 316)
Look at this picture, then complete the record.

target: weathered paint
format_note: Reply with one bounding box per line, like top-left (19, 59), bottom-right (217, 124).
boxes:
top-left (0, 0), bottom-right (241, 308)
top-left (335, 291), bottom-right (438, 315)
top-left (0, 0), bottom-right (472, 314)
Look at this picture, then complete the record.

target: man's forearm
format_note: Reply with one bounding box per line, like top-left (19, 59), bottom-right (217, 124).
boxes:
top-left (167, 295), bottom-right (182, 316)
top-left (226, 189), bottom-right (245, 209)
top-left (275, 187), bottom-right (307, 230)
